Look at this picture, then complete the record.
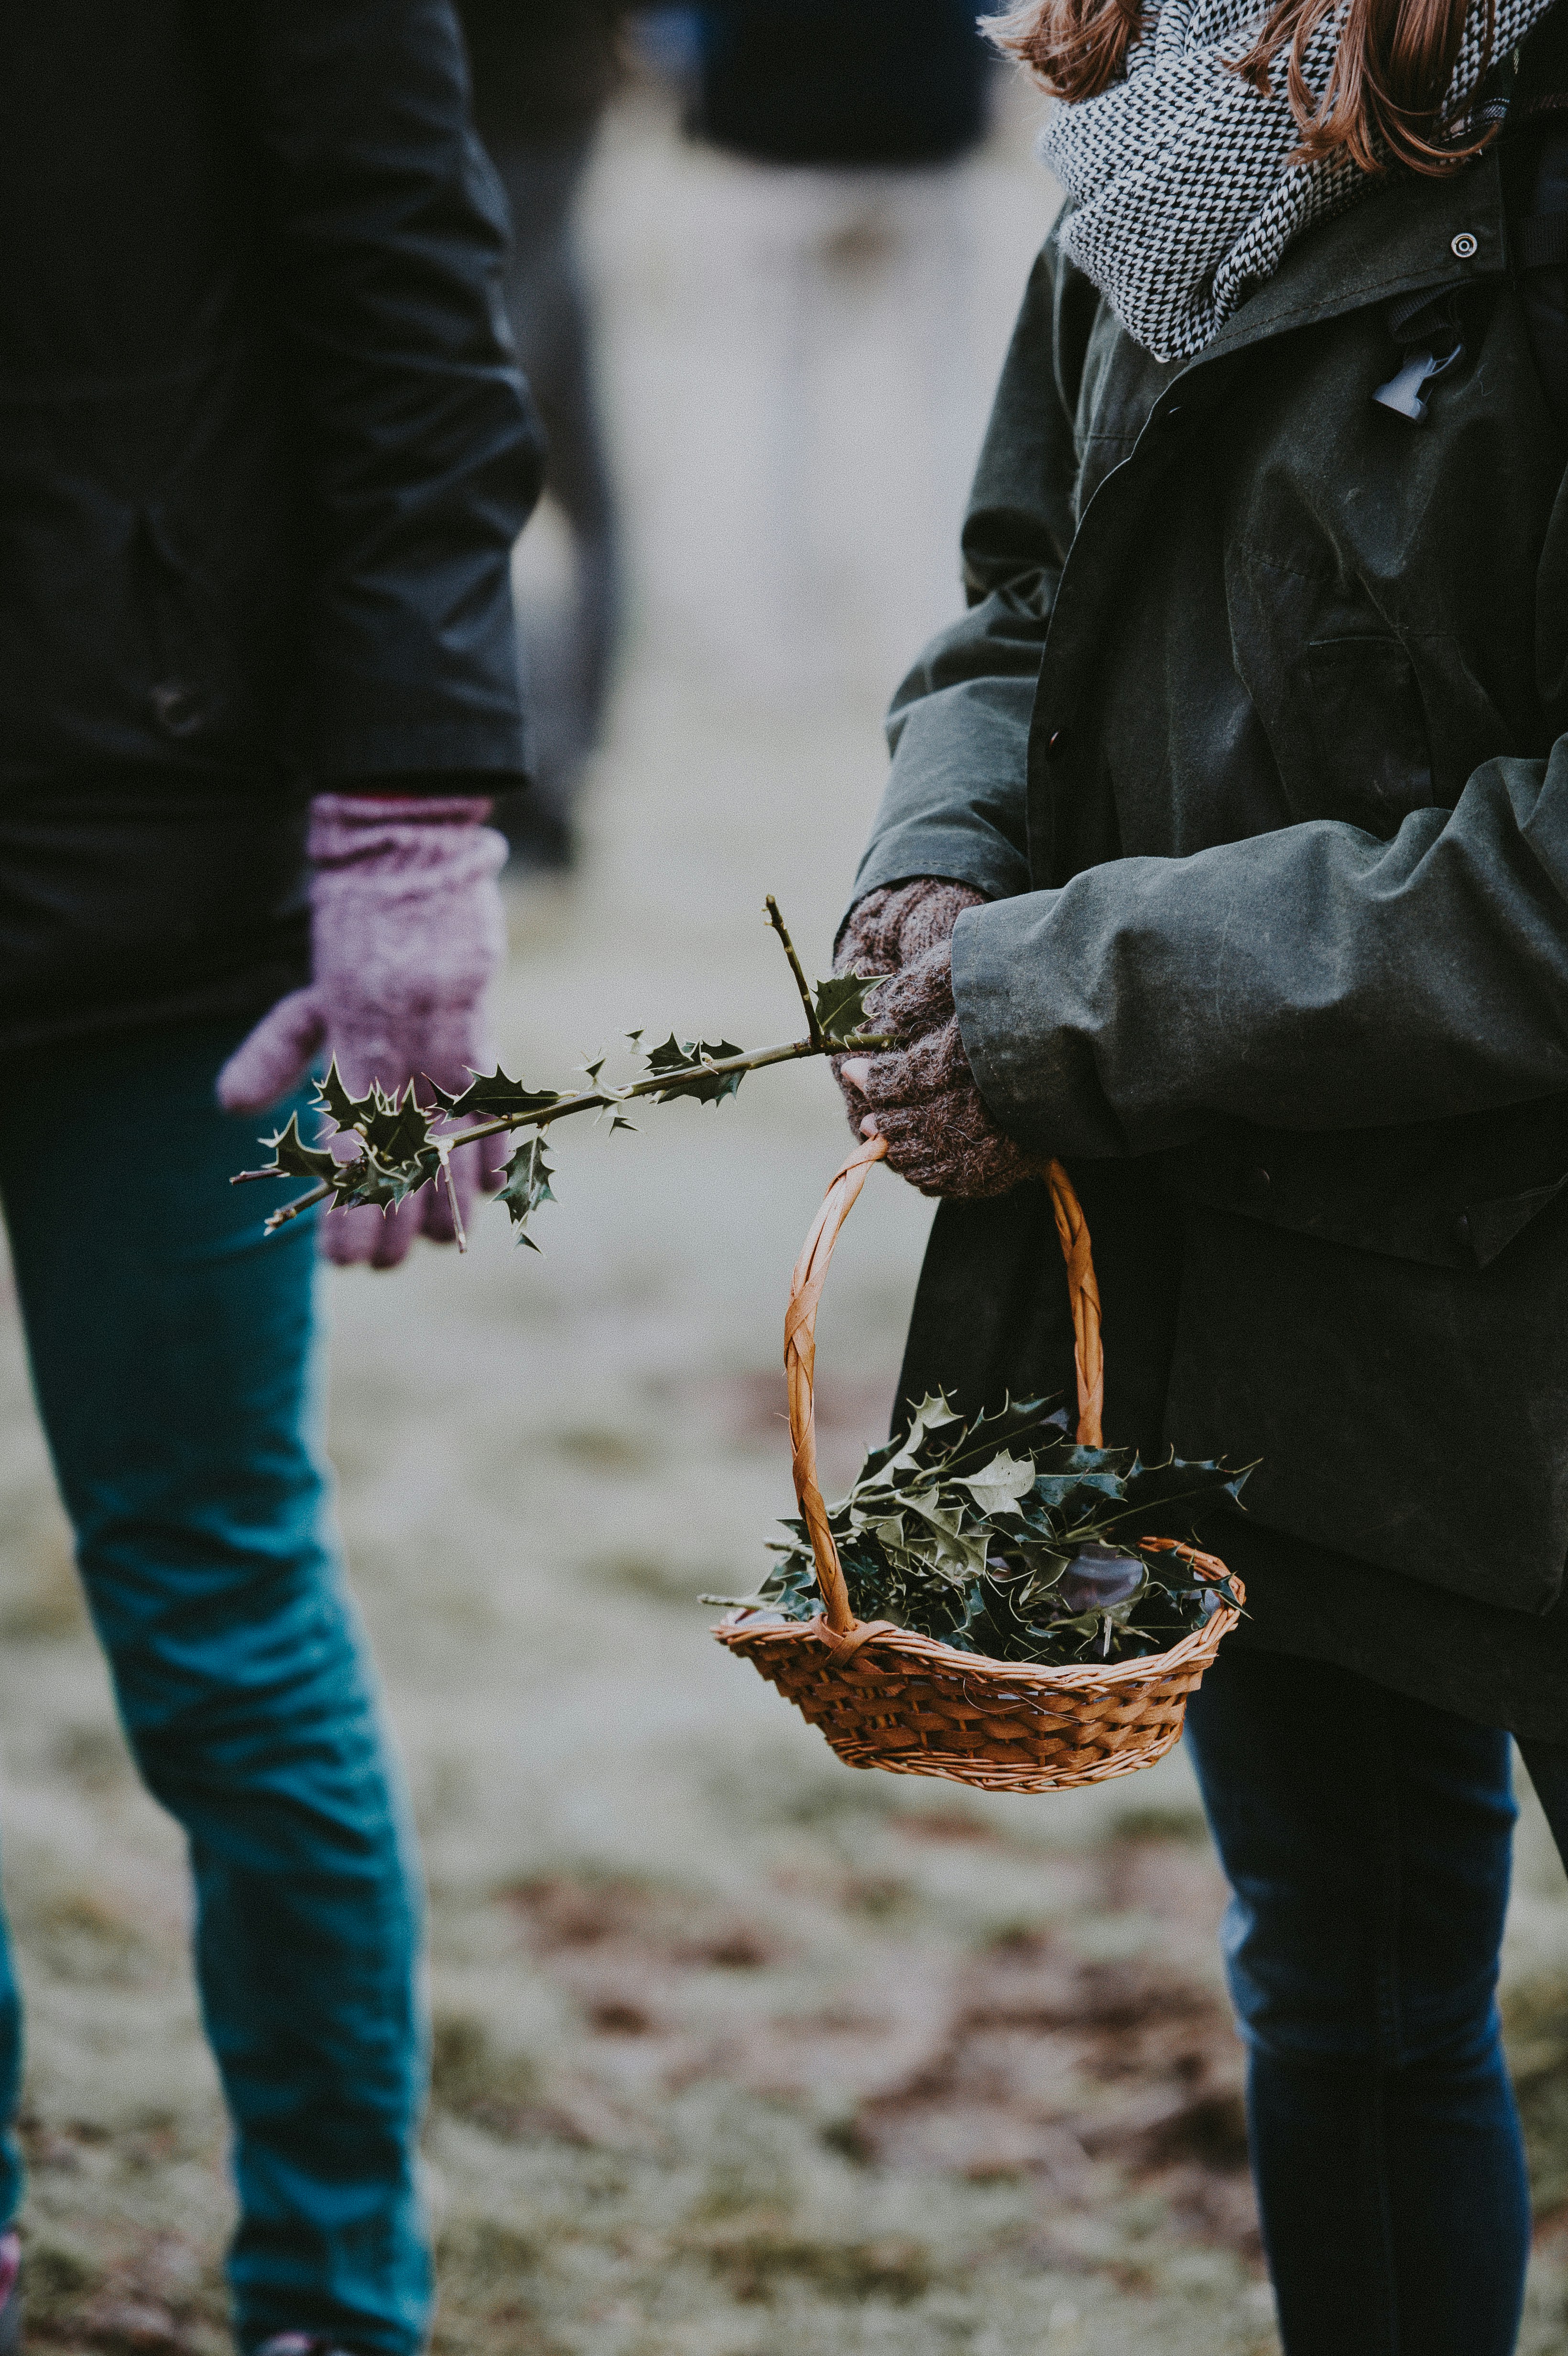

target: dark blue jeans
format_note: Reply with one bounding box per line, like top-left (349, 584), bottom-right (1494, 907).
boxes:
top-left (0, 1023), bottom-right (429, 2355)
top-left (1186, 1648), bottom-right (1568, 2356)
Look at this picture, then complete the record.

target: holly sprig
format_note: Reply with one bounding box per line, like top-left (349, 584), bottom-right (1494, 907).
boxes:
top-left (233, 897), bottom-right (892, 1250)
top-left (707, 1392), bottom-right (1249, 1668)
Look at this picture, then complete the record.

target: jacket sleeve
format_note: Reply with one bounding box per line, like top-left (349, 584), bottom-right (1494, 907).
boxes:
top-left (237, 0), bottom-right (544, 783)
top-left (847, 241), bottom-right (1082, 911)
top-left (953, 743), bottom-right (1568, 1157)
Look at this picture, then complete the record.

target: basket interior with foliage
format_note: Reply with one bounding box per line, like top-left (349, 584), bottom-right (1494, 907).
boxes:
top-left (712, 1136), bottom-right (1246, 1792)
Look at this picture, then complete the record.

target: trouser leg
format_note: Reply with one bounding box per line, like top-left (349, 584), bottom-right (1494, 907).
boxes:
top-left (490, 132), bottom-right (621, 834)
top-left (0, 1023), bottom-right (429, 2356)
top-left (1184, 1647), bottom-right (1528, 2356)
top-left (1517, 1738), bottom-right (1568, 1875)
top-left (0, 1901), bottom-right (24, 2235)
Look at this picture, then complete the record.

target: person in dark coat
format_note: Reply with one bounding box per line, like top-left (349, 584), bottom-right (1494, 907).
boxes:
top-left (834, 0), bottom-right (1568, 2346)
top-left (688, 0), bottom-right (991, 169)
top-left (0, 4), bottom-right (540, 2350)
top-left (458, 0), bottom-right (625, 869)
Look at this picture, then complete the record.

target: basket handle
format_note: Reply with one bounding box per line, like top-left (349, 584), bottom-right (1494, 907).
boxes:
top-left (785, 1144), bottom-right (1105, 1635)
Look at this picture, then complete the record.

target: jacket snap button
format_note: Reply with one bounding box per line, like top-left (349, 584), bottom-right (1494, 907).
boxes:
top-left (1046, 728), bottom-right (1067, 759)
top-left (1450, 230), bottom-right (1479, 259)
top-left (1245, 1164), bottom-right (1272, 1196)
top-left (151, 680), bottom-right (203, 737)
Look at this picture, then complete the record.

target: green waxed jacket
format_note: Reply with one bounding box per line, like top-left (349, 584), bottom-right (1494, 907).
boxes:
top-left (851, 115), bottom-right (1568, 1737)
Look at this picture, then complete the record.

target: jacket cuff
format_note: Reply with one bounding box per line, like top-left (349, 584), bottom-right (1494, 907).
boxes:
top-left (304, 719), bottom-right (528, 785)
top-left (329, 773), bottom-right (500, 803)
top-left (950, 890), bottom-right (1129, 1159)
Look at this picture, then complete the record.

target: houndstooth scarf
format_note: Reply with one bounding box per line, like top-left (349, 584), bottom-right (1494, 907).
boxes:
top-left (1041, 0), bottom-right (1556, 362)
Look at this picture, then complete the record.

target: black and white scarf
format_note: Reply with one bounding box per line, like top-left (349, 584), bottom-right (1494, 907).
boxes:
top-left (1040, 0), bottom-right (1555, 361)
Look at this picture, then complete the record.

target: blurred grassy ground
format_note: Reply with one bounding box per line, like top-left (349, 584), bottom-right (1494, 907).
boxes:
top-left (0, 62), bottom-right (1566, 2356)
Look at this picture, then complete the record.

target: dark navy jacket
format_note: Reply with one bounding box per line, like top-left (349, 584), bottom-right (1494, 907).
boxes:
top-left (0, 0), bottom-right (542, 1052)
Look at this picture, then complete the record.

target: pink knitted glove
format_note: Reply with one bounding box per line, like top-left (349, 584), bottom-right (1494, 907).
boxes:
top-left (835, 878), bottom-right (1041, 1199)
top-left (218, 794), bottom-right (510, 1268)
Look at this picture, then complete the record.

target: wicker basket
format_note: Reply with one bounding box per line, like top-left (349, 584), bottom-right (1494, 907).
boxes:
top-left (714, 1136), bottom-right (1242, 1792)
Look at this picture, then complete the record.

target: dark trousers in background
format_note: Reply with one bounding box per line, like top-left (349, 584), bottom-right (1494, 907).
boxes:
top-left (1186, 1649), bottom-right (1568, 2356)
top-left (490, 132), bottom-right (620, 863)
top-left (0, 1023), bottom-right (428, 2356)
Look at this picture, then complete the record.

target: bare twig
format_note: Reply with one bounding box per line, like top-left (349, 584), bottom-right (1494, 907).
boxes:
top-left (765, 894), bottom-right (823, 1048)
top-left (439, 1147), bottom-right (468, 1254)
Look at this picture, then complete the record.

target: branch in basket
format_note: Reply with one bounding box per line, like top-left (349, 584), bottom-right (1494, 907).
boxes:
top-left (707, 1390), bottom-right (1250, 1671)
top-left (230, 895), bottom-right (894, 1247)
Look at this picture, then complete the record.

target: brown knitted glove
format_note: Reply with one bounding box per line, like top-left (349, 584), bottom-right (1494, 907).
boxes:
top-left (833, 879), bottom-right (1041, 1200)
top-left (832, 877), bottom-right (987, 977)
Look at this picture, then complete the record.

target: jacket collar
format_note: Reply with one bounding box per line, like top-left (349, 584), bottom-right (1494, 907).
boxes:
top-left (1188, 146), bottom-right (1507, 378)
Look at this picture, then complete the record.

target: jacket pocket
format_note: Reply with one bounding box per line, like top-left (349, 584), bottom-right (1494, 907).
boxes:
top-left (1304, 635), bottom-right (1436, 833)
top-left (1164, 1168), bottom-right (1568, 1616)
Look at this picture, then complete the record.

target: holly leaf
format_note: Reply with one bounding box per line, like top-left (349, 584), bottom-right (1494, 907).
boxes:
top-left (1095, 1452), bottom-right (1253, 1539)
top-left (813, 972), bottom-right (882, 1044)
top-left (958, 1449), bottom-right (1037, 1519)
top-left (868, 1392), bottom-right (966, 1476)
top-left (498, 1137), bottom-right (555, 1250)
top-left (256, 1113), bottom-right (339, 1185)
top-left (314, 1059), bottom-right (377, 1135)
top-left (337, 1147), bottom-right (442, 1211)
top-left (427, 1066), bottom-right (564, 1123)
top-left (354, 1083), bottom-right (437, 1168)
top-left (938, 1396), bottom-right (1075, 1481)
top-left (642, 1035), bottom-right (746, 1106)
top-left (310, 1067), bottom-right (444, 1195)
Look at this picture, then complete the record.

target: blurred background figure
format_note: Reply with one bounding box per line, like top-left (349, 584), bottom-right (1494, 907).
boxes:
top-left (0, 5), bottom-right (536, 2353)
top-left (689, 0), bottom-right (991, 167)
top-left (460, 0), bottom-right (628, 872)
top-left (661, 0), bottom-right (1001, 707)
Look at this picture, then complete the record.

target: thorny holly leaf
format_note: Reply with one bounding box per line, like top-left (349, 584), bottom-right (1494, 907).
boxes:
top-left (958, 1449), bottom-right (1037, 1517)
top-left (312, 1062), bottom-right (443, 1178)
top-left (426, 1066), bottom-right (564, 1124)
top-left (338, 1148), bottom-right (443, 1211)
top-left (813, 971), bottom-right (883, 1044)
top-left (258, 1113), bottom-right (339, 1186)
top-left (709, 1388), bottom-right (1250, 1670)
top-left (497, 1137), bottom-right (555, 1250)
top-left (363, 1086), bottom-right (438, 1169)
top-left (315, 1060), bottom-right (378, 1135)
top-left (642, 1035), bottom-right (746, 1106)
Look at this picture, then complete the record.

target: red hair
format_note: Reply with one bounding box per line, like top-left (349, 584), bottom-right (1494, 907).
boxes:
top-left (985, 0), bottom-right (1498, 173)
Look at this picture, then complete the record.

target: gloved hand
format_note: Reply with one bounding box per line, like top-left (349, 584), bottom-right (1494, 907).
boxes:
top-left (834, 877), bottom-right (1040, 1199)
top-left (218, 792), bottom-right (510, 1267)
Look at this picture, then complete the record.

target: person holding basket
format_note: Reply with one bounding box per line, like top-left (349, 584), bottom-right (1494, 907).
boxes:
top-left (834, 0), bottom-right (1568, 2346)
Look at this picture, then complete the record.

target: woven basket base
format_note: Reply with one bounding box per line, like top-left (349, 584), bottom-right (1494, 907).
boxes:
top-left (714, 1580), bottom-right (1239, 1796)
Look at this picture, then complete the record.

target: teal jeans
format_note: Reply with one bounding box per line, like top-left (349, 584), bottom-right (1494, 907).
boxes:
top-left (0, 1022), bottom-right (430, 2355)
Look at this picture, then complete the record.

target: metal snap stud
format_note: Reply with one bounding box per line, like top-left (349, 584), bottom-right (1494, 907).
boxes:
top-left (150, 681), bottom-right (204, 738)
top-left (1450, 230), bottom-right (1479, 259)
